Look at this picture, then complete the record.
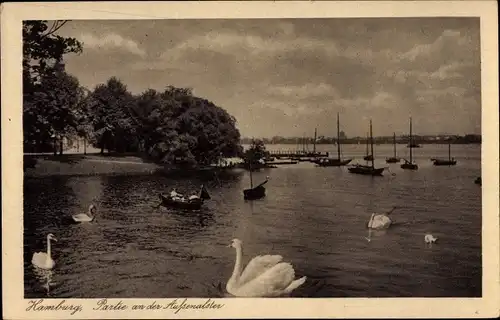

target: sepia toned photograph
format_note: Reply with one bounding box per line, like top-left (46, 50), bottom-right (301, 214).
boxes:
top-left (22, 16), bottom-right (483, 299)
top-left (2, 1), bottom-right (499, 319)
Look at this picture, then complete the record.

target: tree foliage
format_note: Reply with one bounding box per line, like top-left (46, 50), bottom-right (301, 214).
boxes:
top-left (129, 86), bottom-right (243, 166)
top-left (87, 77), bottom-right (137, 153)
top-left (23, 62), bottom-right (84, 153)
top-left (23, 20), bottom-right (83, 153)
top-left (22, 21), bottom-right (243, 164)
top-left (244, 139), bottom-right (269, 164)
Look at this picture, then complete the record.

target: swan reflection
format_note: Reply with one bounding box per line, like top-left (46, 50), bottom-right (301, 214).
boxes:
top-left (32, 266), bottom-right (55, 296)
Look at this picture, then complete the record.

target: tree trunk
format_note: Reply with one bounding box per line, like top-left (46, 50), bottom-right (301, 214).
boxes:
top-left (84, 137), bottom-right (87, 155)
top-left (53, 137), bottom-right (57, 156)
top-left (59, 138), bottom-right (63, 155)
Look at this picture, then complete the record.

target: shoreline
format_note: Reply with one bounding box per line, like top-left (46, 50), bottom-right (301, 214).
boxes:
top-left (23, 154), bottom-right (243, 178)
top-left (24, 154), bottom-right (161, 177)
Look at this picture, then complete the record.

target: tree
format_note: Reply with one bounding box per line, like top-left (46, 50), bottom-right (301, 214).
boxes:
top-left (244, 139), bottom-right (269, 165)
top-left (24, 62), bottom-right (84, 155)
top-left (74, 88), bottom-right (95, 154)
top-left (88, 77), bottom-right (136, 154)
top-left (23, 20), bottom-right (82, 86)
top-left (130, 86), bottom-right (242, 166)
top-left (23, 20), bottom-right (83, 153)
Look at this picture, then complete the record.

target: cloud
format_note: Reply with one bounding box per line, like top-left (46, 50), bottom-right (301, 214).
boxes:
top-left (171, 30), bottom-right (340, 57)
top-left (398, 29), bottom-right (476, 69)
top-left (79, 33), bottom-right (146, 57)
top-left (417, 86), bottom-right (468, 101)
top-left (60, 19), bottom-right (480, 137)
top-left (385, 61), bottom-right (470, 85)
top-left (268, 83), bottom-right (340, 100)
top-left (336, 91), bottom-right (399, 110)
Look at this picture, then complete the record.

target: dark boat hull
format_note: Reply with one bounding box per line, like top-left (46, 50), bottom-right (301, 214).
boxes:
top-left (432, 160), bottom-right (457, 166)
top-left (316, 158), bottom-right (353, 167)
top-left (401, 163), bottom-right (418, 170)
top-left (363, 155), bottom-right (374, 161)
top-left (348, 165), bottom-right (384, 176)
top-left (243, 185), bottom-right (266, 200)
top-left (385, 157), bottom-right (400, 163)
top-left (160, 195), bottom-right (204, 210)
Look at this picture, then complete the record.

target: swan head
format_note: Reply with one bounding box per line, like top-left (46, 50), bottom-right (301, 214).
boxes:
top-left (88, 204), bottom-right (97, 215)
top-left (228, 238), bottom-right (243, 249)
top-left (47, 233), bottom-right (57, 242)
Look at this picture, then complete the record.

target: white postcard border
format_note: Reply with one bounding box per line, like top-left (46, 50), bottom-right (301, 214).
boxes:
top-left (2, 1), bottom-right (499, 319)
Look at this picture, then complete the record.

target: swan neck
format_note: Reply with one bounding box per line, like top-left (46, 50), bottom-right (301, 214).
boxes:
top-left (47, 237), bottom-right (52, 258)
top-left (231, 245), bottom-right (243, 281)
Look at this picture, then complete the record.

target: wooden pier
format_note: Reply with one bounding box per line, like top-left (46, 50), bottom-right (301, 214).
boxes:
top-left (268, 150), bottom-right (329, 158)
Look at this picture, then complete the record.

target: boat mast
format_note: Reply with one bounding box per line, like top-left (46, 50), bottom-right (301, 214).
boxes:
top-left (448, 141), bottom-right (451, 161)
top-left (365, 132), bottom-right (369, 156)
top-left (337, 113), bottom-right (341, 160)
top-left (409, 117), bottom-right (413, 163)
top-left (370, 120), bottom-right (375, 168)
top-left (302, 133), bottom-right (305, 153)
top-left (249, 161), bottom-right (253, 188)
top-left (313, 128), bottom-right (317, 154)
top-left (393, 132), bottom-right (396, 157)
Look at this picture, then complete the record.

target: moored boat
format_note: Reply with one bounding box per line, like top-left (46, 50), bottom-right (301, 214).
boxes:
top-left (401, 117), bottom-right (418, 170)
top-left (316, 112), bottom-right (353, 167)
top-left (432, 141), bottom-right (457, 166)
top-left (362, 132), bottom-right (373, 161)
top-left (243, 176), bottom-right (269, 200)
top-left (386, 132), bottom-right (401, 163)
top-left (348, 164), bottom-right (385, 176)
top-left (348, 119), bottom-right (385, 176)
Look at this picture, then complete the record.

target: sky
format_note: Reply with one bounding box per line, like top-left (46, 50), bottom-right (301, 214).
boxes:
top-left (54, 18), bottom-right (481, 138)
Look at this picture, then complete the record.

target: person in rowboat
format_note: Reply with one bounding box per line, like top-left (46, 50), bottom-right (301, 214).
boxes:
top-left (170, 189), bottom-right (185, 200)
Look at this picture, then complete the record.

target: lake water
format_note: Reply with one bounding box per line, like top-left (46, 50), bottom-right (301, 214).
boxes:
top-left (24, 144), bottom-right (482, 298)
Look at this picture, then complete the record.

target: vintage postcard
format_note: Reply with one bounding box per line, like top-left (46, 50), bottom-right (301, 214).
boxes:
top-left (2, 1), bottom-right (499, 319)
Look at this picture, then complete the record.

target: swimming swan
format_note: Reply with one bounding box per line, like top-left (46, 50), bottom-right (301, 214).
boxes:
top-left (367, 213), bottom-right (392, 230)
top-left (72, 204), bottom-right (97, 222)
top-left (367, 207), bottom-right (398, 230)
top-left (425, 234), bottom-right (438, 244)
top-left (32, 233), bottom-right (57, 270)
top-left (226, 239), bottom-right (306, 297)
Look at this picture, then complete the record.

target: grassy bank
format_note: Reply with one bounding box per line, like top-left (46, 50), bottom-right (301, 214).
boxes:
top-left (24, 153), bottom-right (161, 177)
top-left (24, 154), bottom-right (245, 177)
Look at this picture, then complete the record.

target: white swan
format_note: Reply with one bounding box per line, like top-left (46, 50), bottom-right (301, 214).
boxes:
top-left (367, 213), bottom-right (392, 230)
top-left (226, 239), bottom-right (307, 297)
top-left (32, 233), bottom-right (57, 270)
top-left (367, 207), bottom-right (397, 230)
top-left (72, 204), bottom-right (97, 222)
top-left (425, 234), bottom-right (438, 244)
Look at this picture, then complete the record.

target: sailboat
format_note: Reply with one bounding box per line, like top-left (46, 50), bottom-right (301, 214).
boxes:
top-left (363, 132), bottom-right (373, 161)
top-left (243, 161), bottom-right (269, 200)
top-left (386, 132), bottom-right (401, 163)
top-left (348, 120), bottom-right (385, 176)
top-left (401, 117), bottom-right (418, 170)
top-left (432, 140), bottom-right (457, 166)
top-left (316, 113), bottom-right (353, 167)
